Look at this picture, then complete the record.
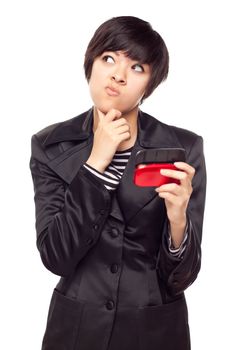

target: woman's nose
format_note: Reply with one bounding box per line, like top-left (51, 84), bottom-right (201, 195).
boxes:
top-left (111, 72), bottom-right (126, 85)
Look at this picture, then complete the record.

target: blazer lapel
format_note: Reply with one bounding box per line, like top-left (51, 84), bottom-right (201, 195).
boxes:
top-left (46, 138), bottom-right (94, 184)
top-left (41, 107), bottom-right (183, 224)
top-left (116, 110), bottom-right (181, 223)
top-left (43, 109), bottom-right (95, 184)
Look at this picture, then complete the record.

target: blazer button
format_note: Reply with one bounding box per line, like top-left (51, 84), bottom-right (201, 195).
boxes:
top-left (111, 227), bottom-right (119, 238)
top-left (93, 224), bottom-right (99, 230)
top-left (110, 264), bottom-right (118, 273)
top-left (106, 300), bottom-right (115, 310)
top-left (86, 237), bottom-right (93, 245)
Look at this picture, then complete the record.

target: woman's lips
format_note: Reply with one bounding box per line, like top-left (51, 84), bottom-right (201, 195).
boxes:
top-left (105, 86), bottom-right (120, 96)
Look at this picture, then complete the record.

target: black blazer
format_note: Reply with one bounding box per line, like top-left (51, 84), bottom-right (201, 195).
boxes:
top-left (29, 108), bottom-right (206, 350)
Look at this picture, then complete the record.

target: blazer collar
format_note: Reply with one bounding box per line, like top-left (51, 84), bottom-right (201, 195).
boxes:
top-left (42, 107), bottom-right (179, 149)
top-left (44, 107), bottom-right (182, 223)
top-left (42, 108), bottom-right (94, 146)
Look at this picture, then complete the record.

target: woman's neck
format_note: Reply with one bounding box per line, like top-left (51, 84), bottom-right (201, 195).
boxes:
top-left (92, 106), bottom-right (138, 151)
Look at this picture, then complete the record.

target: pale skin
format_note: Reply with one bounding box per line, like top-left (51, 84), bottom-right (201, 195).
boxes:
top-left (86, 50), bottom-right (195, 249)
top-left (156, 163), bottom-right (195, 248)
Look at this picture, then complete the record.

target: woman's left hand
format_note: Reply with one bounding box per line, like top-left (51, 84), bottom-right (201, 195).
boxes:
top-left (155, 162), bottom-right (195, 225)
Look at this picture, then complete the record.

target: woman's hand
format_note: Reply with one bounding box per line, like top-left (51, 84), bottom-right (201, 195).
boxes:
top-left (86, 108), bottom-right (131, 172)
top-left (155, 162), bottom-right (195, 247)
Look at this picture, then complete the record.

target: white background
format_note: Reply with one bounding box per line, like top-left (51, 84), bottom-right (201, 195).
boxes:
top-left (0, 0), bottom-right (240, 349)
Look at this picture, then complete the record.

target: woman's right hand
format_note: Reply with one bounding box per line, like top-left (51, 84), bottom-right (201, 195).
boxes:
top-left (86, 108), bottom-right (131, 172)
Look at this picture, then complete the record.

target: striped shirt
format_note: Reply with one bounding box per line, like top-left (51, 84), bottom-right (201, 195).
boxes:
top-left (83, 146), bottom-right (133, 191)
top-left (83, 146), bottom-right (187, 259)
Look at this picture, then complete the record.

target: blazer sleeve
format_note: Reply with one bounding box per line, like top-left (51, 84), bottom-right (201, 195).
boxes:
top-left (156, 135), bottom-right (207, 295)
top-left (29, 134), bottom-right (111, 277)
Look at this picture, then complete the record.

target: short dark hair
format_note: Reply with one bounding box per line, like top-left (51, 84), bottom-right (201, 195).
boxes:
top-left (84, 16), bottom-right (169, 103)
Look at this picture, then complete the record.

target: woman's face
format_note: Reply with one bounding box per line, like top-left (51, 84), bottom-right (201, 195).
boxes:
top-left (88, 51), bottom-right (151, 115)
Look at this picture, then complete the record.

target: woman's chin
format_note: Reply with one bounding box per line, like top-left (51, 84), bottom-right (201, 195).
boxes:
top-left (93, 102), bottom-right (138, 116)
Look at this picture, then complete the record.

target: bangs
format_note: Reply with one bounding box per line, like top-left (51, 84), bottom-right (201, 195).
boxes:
top-left (95, 34), bottom-right (153, 64)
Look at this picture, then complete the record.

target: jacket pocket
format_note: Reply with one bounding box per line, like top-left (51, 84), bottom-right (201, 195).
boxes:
top-left (41, 288), bottom-right (85, 350)
top-left (137, 296), bottom-right (190, 350)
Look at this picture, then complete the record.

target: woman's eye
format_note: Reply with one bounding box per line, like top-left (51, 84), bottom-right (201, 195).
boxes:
top-left (103, 55), bottom-right (115, 63)
top-left (133, 64), bottom-right (144, 72)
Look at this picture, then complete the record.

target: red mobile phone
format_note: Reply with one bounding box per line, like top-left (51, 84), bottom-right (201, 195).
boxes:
top-left (133, 148), bottom-right (186, 187)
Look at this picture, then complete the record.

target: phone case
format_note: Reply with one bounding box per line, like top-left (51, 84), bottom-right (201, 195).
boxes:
top-left (133, 148), bottom-right (186, 187)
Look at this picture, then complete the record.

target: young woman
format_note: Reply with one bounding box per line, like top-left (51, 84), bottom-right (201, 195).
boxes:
top-left (29, 16), bottom-right (206, 350)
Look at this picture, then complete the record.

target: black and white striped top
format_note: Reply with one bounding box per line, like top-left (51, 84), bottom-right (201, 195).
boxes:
top-left (83, 146), bottom-right (133, 191)
top-left (83, 146), bottom-right (187, 259)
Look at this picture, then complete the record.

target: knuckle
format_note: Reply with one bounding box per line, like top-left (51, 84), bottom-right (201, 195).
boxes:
top-left (108, 109), bottom-right (115, 116)
top-left (173, 183), bottom-right (179, 191)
